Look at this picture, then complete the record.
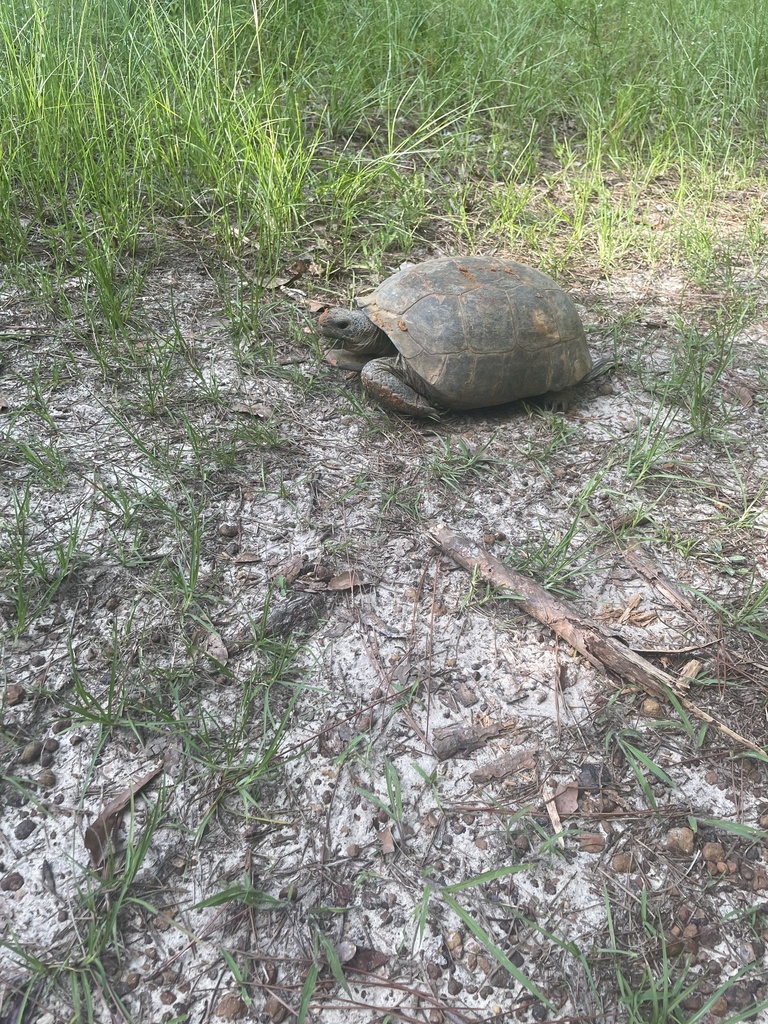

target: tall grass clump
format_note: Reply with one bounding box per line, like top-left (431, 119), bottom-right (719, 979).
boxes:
top-left (1, 0), bottom-right (767, 286)
top-left (0, 0), bottom-right (315, 290)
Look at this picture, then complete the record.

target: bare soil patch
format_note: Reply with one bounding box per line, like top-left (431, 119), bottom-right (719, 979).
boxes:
top-left (2, 225), bottom-right (768, 1022)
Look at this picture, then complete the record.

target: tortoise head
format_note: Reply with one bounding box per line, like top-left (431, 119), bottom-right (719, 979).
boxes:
top-left (316, 307), bottom-right (393, 356)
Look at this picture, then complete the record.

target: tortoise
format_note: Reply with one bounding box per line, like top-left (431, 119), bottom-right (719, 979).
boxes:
top-left (316, 255), bottom-right (593, 418)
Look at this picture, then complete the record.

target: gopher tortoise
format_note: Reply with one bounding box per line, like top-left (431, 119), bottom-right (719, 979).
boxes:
top-left (316, 255), bottom-right (593, 418)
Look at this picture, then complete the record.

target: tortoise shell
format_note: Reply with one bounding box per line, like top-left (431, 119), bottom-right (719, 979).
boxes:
top-left (357, 255), bottom-right (591, 409)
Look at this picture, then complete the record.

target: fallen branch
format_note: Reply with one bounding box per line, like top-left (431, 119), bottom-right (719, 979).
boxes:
top-left (429, 524), bottom-right (763, 755)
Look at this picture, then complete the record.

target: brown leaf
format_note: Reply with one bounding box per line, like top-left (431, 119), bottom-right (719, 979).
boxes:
top-left (327, 569), bottom-right (366, 591)
top-left (231, 401), bottom-right (273, 419)
top-left (346, 947), bottom-right (389, 974)
top-left (0, 394), bottom-right (11, 413)
top-left (723, 384), bottom-right (755, 408)
top-left (553, 781), bottom-right (580, 816)
top-left (377, 825), bottom-right (395, 855)
top-left (83, 766), bottom-right (162, 871)
top-left (269, 554), bottom-right (305, 585)
top-left (233, 551), bottom-right (261, 564)
top-left (264, 260), bottom-right (308, 290)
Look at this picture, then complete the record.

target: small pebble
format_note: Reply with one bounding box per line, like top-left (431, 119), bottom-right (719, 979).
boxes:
top-left (666, 827), bottom-right (695, 856)
top-left (38, 770), bottom-right (56, 788)
top-left (611, 853), bottom-right (635, 873)
top-left (20, 741), bottom-right (43, 764)
top-left (211, 995), bottom-right (244, 1019)
top-left (702, 842), bottom-right (725, 863)
top-left (15, 819), bottom-right (37, 840)
top-left (641, 698), bottom-right (662, 716)
top-left (0, 872), bottom-right (24, 891)
top-left (578, 833), bottom-right (605, 854)
top-left (5, 684), bottom-right (26, 706)
top-left (264, 996), bottom-right (288, 1023)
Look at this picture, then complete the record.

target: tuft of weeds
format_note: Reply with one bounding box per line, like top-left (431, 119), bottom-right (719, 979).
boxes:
top-left (427, 433), bottom-right (501, 492)
top-left (5, 790), bottom-right (166, 1024)
top-left (510, 509), bottom-right (605, 594)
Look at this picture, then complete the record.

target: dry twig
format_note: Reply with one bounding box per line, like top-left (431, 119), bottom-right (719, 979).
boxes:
top-left (429, 524), bottom-right (763, 755)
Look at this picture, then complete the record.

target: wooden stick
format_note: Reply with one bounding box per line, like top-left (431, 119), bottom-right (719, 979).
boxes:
top-left (429, 524), bottom-right (763, 755)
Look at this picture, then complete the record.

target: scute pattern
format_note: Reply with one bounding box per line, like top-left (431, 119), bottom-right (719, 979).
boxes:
top-left (358, 256), bottom-right (591, 410)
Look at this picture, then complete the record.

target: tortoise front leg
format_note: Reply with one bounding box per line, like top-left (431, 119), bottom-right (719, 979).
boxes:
top-left (324, 349), bottom-right (372, 372)
top-left (360, 357), bottom-right (441, 419)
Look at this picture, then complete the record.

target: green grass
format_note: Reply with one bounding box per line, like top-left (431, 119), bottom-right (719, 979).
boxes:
top-left (3, 0), bottom-right (768, 293)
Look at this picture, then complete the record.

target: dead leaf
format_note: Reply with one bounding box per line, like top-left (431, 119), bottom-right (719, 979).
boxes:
top-left (231, 401), bottom-right (273, 419)
top-left (553, 781), bottom-right (580, 816)
top-left (0, 394), bottom-right (11, 413)
top-left (84, 766), bottom-right (162, 871)
top-left (233, 551), bottom-right (261, 564)
top-left (205, 631), bottom-right (229, 666)
top-left (346, 947), bottom-right (389, 973)
top-left (327, 569), bottom-right (367, 591)
top-left (269, 554), bottom-right (305, 585)
top-left (377, 825), bottom-right (395, 855)
top-left (264, 260), bottom-right (308, 290)
top-left (723, 384), bottom-right (755, 408)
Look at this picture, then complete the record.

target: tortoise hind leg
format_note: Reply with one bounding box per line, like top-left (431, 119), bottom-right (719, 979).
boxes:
top-left (360, 357), bottom-right (441, 419)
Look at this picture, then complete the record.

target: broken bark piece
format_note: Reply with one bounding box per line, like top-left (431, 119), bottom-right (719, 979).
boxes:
top-left (541, 783), bottom-right (565, 849)
top-left (264, 593), bottom-right (326, 638)
top-left (429, 525), bottom-right (763, 755)
top-left (471, 749), bottom-right (537, 783)
top-left (432, 720), bottom-right (515, 760)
